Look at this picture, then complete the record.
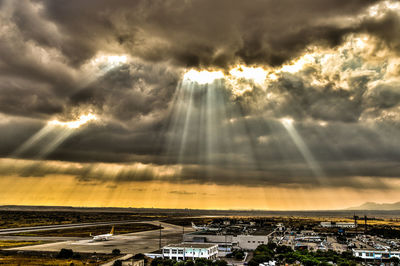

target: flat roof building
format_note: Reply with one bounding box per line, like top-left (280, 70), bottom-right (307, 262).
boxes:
top-left (353, 249), bottom-right (400, 260)
top-left (121, 259), bottom-right (145, 266)
top-left (320, 222), bottom-right (356, 228)
top-left (162, 243), bottom-right (218, 261)
top-left (183, 232), bottom-right (269, 251)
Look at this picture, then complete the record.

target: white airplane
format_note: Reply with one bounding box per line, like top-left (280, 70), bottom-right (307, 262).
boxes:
top-left (90, 226), bottom-right (114, 241)
top-left (191, 222), bottom-right (220, 231)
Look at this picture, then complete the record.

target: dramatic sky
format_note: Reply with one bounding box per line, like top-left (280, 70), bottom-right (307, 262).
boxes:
top-left (1, 0), bottom-right (400, 210)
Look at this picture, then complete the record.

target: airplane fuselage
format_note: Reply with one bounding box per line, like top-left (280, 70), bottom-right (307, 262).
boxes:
top-left (92, 233), bottom-right (113, 241)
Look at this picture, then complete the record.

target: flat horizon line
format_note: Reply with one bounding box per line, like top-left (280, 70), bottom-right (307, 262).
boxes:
top-left (0, 204), bottom-right (397, 213)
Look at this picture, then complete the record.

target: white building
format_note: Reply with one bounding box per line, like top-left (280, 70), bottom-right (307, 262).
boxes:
top-left (320, 222), bottom-right (356, 228)
top-left (162, 243), bottom-right (218, 261)
top-left (353, 249), bottom-right (400, 260)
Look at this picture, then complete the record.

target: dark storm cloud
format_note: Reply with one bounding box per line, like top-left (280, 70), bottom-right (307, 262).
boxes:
top-left (23, 0), bottom-right (379, 68)
top-left (233, 72), bottom-right (367, 122)
top-left (0, 78), bottom-right (64, 118)
top-left (1, 0), bottom-right (400, 190)
top-left (364, 82), bottom-right (400, 109)
top-left (69, 62), bottom-right (179, 121)
top-left (0, 0), bottom-right (391, 120)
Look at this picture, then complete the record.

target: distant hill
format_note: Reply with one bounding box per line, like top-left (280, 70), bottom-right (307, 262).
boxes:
top-left (348, 201), bottom-right (400, 210)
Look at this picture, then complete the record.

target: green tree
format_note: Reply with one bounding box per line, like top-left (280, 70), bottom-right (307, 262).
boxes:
top-left (390, 257), bottom-right (400, 266)
top-left (276, 245), bottom-right (292, 254)
top-left (185, 260), bottom-right (195, 266)
top-left (234, 251), bottom-right (244, 260)
top-left (213, 260), bottom-right (228, 266)
top-left (194, 258), bottom-right (213, 266)
top-left (267, 242), bottom-right (277, 251)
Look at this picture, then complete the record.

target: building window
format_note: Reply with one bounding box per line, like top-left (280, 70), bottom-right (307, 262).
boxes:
top-left (178, 250), bottom-right (183, 254)
top-left (163, 249), bottom-right (169, 254)
top-left (172, 249), bottom-right (177, 254)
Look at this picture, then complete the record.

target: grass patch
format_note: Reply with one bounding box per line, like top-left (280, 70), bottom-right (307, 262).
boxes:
top-left (0, 240), bottom-right (45, 248)
top-left (0, 210), bottom-right (167, 229)
top-left (0, 250), bottom-right (117, 265)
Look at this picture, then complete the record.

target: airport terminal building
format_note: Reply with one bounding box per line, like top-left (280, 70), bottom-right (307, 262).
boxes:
top-left (161, 243), bottom-right (218, 261)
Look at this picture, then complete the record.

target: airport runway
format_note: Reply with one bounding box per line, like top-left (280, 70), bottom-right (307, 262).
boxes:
top-left (6, 221), bottom-right (194, 254)
top-left (0, 220), bottom-right (143, 235)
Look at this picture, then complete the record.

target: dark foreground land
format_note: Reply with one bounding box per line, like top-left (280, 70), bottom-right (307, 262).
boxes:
top-left (0, 250), bottom-right (117, 265)
top-left (1, 206), bottom-right (400, 265)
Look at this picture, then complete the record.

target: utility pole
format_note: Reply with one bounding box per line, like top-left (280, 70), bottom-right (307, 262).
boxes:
top-left (159, 224), bottom-right (162, 250)
top-left (354, 214), bottom-right (358, 234)
top-left (364, 215), bottom-right (367, 234)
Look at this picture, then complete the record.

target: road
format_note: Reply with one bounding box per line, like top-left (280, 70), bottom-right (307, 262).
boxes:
top-left (6, 221), bottom-right (193, 254)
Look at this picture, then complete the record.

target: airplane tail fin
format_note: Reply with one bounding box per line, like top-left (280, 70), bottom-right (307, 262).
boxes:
top-left (191, 222), bottom-right (196, 227)
top-left (90, 232), bottom-right (92, 237)
top-left (110, 225), bottom-right (115, 235)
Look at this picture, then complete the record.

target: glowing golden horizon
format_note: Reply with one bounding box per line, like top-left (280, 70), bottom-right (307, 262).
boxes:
top-left (1, 174), bottom-right (400, 210)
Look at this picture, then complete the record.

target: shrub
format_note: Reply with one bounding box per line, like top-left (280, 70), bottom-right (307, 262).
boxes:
top-left (112, 249), bottom-right (121, 256)
top-left (214, 260), bottom-right (228, 266)
top-left (234, 251), bottom-right (244, 260)
top-left (57, 248), bottom-right (74, 259)
top-left (113, 260), bottom-right (122, 266)
top-left (185, 261), bottom-right (195, 266)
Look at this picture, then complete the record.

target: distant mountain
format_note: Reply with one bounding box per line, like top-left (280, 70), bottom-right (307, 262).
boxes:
top-left (348, 201), bottom-right (400, 210)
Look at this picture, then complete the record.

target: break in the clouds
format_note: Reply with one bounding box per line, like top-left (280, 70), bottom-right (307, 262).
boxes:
top-left (1, 0), bottom-right (400, 208)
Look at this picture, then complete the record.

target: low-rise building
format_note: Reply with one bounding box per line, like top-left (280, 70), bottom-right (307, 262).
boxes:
top-left (183, 232), bottom-right (269, 250)
top-left (353, 249), bottom-right (400, 260)
top-left (121, 259), bottom-right (145, 266)
top-left (320, 222), bottom-right (356, 228)
top-left (301, 230), bottom-right (316, 236)
top-left (162, 243), bottom-right (218, 261)
top-left (144, 250), bottom-right (162, 259)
